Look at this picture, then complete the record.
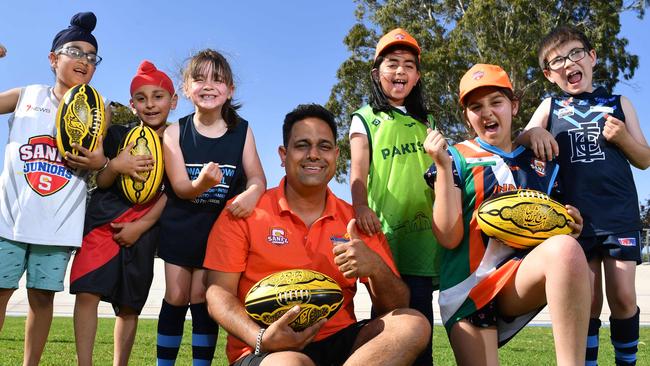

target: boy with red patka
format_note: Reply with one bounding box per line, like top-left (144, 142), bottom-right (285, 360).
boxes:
top-left (70, 61), bottom-right (176, 366)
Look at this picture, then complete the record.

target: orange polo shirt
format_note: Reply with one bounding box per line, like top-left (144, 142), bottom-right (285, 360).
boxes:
top-left (204, 178), bottom-right (398, 363)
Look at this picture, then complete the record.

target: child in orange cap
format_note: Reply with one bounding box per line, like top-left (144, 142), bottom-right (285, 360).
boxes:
top-left (70, 60), bottom-right (177, 366)
top-left (349, 28), bottom-right (441, 365)
top-left (423, 64), bottom-right (589, 365)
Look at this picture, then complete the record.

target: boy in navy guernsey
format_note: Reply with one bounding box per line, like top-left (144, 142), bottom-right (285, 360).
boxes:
top-left (70, 61), bottom-right (176, 366)
top-left (518, 26), bottom-right (650, 365)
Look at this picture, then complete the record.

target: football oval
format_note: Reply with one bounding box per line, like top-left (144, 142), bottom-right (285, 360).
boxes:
top-left (56, 84), bottom-right (106, 157)
top-left (244, 269), bottom-right (344, 331)
top-left (119, 123), bottom-right (164, 204)
top-left (476, 189), bottom-right (574, 249)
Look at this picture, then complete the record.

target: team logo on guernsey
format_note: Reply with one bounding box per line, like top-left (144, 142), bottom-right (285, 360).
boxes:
top-left (530, 159), bottom-right (547, 177)
top-left (568, 122), bottom-right (605, 163)
top-left (19, 135), bottom-right (72, 196)
top-left (267, 227), bottom-right (289, 245)
top-left (618, 237), bottom-right (636, 247)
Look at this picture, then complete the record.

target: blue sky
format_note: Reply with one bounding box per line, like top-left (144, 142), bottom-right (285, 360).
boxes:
top-left (1, 2), bottom-right (648, 203)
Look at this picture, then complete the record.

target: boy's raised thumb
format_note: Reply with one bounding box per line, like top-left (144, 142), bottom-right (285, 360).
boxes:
top-left (347, 219), bottom-right (361, 240)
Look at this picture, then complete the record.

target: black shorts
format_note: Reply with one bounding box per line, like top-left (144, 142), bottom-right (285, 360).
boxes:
top-left (465, 299), bottom-right (498, 328)
top-left (232, 320), bottom-right (370, 366)
top-left (70, 225), bottom-right (158, 315)
top-left (580, 231), bottom-right (641, 264)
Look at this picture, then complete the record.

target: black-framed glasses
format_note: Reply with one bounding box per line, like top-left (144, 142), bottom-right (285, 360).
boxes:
top-left (545, 48), bottom-right (586, 70)
top-left (56, 46), bottom-right (102, 66)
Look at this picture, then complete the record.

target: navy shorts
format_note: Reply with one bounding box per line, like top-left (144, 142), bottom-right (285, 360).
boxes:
top-left (580, 231), bottom-right (641, 265)
top-left (232, 320), bottom-right (370, 366)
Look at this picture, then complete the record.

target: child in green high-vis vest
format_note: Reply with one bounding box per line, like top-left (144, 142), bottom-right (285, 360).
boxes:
top-left (349, 27), bottom-right (441, 366)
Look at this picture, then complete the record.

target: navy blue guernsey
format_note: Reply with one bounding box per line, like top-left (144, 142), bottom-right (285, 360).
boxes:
top-left (547, 87), bottom-right (641, 237)
top-left (158, 114), bottom-right (248, 267)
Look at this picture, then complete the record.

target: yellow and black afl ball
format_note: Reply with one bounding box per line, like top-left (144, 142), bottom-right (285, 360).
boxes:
top-left (244, 269), bottom-right (344, 331)
top-left (476, 189), bottom-right (574, 249)
top-left (119, 123), bottom-right (164, 204)
top-left (56, 84), bottom-right (106, 157)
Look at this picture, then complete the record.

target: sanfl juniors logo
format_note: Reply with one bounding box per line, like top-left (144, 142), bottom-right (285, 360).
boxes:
top-left (267, 227), bottom-right (289, 245)
top-left (19, 135), bottom-right (72, 196)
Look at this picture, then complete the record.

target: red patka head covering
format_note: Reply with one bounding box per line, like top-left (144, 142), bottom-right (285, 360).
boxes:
top-left (130, 60), bottom-right (175, 96)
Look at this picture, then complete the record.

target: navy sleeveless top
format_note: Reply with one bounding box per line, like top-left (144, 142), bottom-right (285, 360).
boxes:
top-left (158, 114), bottom-right (248, 267)
top-left (547, 87), bottom-right (640, 237)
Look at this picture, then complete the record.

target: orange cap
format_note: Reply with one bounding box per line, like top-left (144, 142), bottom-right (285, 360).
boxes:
top-left (374, 28), bottom-right (421, 61)
top-left (459, 64), bottom-right (513, 106)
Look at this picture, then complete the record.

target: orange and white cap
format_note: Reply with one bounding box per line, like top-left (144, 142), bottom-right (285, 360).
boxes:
top-left (374, 28), bottom-right (421, 61)
top-left (459, 64), bottom-right (513, 106)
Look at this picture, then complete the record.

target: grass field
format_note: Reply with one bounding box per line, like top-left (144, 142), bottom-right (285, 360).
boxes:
top-left (1, 316), bottom-right (648, 365)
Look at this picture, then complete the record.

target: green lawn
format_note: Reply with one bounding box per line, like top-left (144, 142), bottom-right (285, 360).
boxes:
top-left (1, 316), bottom-right (647, 365)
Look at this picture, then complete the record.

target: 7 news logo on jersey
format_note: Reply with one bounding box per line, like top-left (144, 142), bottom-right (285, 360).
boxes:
top-left (19, 135), bottom-right (72, 196)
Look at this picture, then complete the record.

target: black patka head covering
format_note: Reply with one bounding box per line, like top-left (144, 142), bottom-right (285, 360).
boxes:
top-left (51, 12), bottom-right (98, 52)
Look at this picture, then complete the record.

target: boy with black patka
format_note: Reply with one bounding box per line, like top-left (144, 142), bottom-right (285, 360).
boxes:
top-left (518, 26), bottom-right (650, 366)
top-left (70, 61), bottom-right (177, 366)
top-left (0, 12), bottom-right (109, 365)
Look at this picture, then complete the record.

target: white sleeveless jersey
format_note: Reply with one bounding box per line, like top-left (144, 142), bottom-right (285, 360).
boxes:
top-left (0, 85), bottom-right (87, 247)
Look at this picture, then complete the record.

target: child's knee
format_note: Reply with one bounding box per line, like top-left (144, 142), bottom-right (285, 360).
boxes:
top-left (543, 235), bottom-right (588, 269)
top-left (27, 288), bottom-right (54, 308)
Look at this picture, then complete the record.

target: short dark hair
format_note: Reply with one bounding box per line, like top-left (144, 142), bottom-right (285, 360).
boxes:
top-left (538, 25), bottom-right (593, 70)
top-left (282, 104), bottom-right (337, 147)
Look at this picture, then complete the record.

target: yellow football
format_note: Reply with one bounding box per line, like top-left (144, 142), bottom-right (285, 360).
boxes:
top-left (244, 269), bottom-right (344, 331)
top-left (119, 123), bottom-right (164, 204)
top-left (56, 84), bottom-right (106, 157)
top-left (476, 189), bottom-right (574, 249)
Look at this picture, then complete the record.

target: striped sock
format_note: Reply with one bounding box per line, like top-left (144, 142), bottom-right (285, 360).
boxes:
top-left (610, 307), bottom-right (640, 366)
top-left (157, 300), bottom-right (189, 366)
top-left (190, 302), bottom-right (218, 365)
top-left (586, 318), bottom-right (601, 366)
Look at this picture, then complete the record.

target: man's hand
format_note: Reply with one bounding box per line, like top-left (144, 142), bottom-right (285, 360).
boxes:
top-left (261, 305), bottom-right (325, 352)
top-left (333, 219), bottom-right (383, 278)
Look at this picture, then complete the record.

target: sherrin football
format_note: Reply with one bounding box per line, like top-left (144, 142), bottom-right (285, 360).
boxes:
top-left (119, 123), bottom-right (164, 204)
top-left (476, 189), bottom-right (574, 249)
top-left (56, 84), bottom-right (106, 157)
top-left (244, 269), bottom-right (344, 331)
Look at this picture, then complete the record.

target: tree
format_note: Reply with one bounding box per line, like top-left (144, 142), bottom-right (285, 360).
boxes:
top-left (109, 101), bottom-right (136, 126)
top-left (327, 0), bottom-right (646, 181)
